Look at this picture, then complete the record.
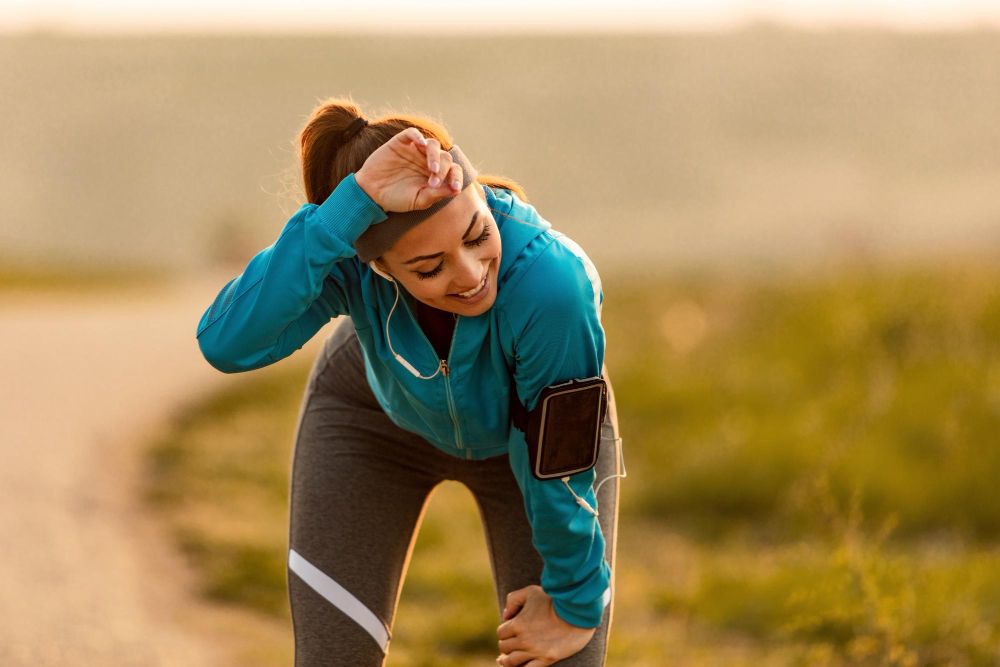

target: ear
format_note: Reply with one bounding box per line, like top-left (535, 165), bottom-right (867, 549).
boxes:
top-left (368, 258), bottom-right (395, 282)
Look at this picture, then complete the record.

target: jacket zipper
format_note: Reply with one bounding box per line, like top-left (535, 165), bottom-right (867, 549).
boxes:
top-left (398, 295), bottom-right (466, 456)
top-left (441, 357), bottom-right (469, 458)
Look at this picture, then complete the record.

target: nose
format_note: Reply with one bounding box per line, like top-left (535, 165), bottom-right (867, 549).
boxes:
top-left (451, 254), bottom-right (485, 293)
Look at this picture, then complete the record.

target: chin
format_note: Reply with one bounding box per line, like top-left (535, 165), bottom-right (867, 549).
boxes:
top-left (443, 292), bottom-right (495, 315)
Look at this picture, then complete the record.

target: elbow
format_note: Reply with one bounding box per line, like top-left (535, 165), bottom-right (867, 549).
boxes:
top-left (197, 332), bottom-right (247, 374)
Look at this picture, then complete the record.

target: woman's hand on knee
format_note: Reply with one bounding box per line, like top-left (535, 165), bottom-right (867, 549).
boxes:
top-left (495, 585), bottom-right (596, 666)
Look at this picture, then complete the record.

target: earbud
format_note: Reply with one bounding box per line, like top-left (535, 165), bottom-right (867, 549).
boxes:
top-left (368, 260), bottom-right (395, 283)
top-left (366, 259), bottom-right (442, 380)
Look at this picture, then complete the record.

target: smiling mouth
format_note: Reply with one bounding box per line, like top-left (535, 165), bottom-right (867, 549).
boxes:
top-left (450, 273), bottom-right (487, 298)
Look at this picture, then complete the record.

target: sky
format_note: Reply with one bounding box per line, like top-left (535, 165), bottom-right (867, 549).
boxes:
top-left (5, 0), bottom-right (1000, 34)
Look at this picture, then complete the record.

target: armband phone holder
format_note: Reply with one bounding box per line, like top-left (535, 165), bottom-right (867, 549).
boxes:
top-left (509, 376), bottom-right (609, 482)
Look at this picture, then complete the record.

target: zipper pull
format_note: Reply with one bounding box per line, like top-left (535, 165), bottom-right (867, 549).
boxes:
top-left (440, 359), bottom-right (450, 376)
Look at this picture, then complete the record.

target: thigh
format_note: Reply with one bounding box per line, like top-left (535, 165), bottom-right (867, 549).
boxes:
top-left (465, 367), bottom-right (623, 666)
top-left (287, 318), bottom-right (452, 666)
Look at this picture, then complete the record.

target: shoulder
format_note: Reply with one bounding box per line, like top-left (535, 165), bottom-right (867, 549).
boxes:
top-left (497, 228), bottom-right (607, 396)
top-left (499, 229), bottom-right (604, 331)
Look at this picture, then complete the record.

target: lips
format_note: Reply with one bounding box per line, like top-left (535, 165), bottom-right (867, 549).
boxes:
top-left (450, 273), bottom-right (487, 297)
top-left (448, 272), bottom-right (491, 304)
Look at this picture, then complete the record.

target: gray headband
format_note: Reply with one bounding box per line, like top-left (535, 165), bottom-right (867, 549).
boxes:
top-left (352, 144), bottom-right (476, 263)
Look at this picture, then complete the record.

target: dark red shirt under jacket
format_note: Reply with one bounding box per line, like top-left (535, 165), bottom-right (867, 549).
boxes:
top-left (414, 298), bottom-right (457, 361)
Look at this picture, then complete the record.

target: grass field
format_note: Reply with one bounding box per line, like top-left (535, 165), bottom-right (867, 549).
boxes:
top-left (144, 258), bottom-right (1000, 666)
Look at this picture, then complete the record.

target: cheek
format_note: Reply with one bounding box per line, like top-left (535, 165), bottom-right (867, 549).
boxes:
top-left (489, 235), bottom-right (502, 260)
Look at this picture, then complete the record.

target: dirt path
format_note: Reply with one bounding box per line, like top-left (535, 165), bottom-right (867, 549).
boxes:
top-left (0, 271), bottom-right (333, 666)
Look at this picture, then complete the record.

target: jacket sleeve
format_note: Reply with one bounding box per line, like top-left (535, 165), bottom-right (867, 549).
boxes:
top-left (196, 172), bottom-right (387, 373)
top-left (501, 237), bottom-right (610, 629)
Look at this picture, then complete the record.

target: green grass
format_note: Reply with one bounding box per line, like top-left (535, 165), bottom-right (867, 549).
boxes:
top-left (606, 260), bottom-right (1000, 542)
top-left (144, 260), bottom-right (1000, 666)
top-left (143, 355), bottom-right (507, 664)
top-left (144, 359), bottom-right (307, 617)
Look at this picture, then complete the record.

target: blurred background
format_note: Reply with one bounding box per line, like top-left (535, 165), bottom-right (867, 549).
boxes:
top-left (2, 1), bottom-right (999, 665)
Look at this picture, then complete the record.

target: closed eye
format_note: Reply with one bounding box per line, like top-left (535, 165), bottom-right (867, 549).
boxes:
top-left (415, 223), bottom-right (492, 280)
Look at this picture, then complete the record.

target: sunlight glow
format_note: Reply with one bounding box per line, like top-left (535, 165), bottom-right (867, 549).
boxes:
top-left (4, 0), bottom-right (1000, 34)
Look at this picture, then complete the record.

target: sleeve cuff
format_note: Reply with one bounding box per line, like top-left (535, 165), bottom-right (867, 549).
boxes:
top-left (314, 172), bottom-right (388, 247)
top-left (551, 585), bottom-right (612, 629)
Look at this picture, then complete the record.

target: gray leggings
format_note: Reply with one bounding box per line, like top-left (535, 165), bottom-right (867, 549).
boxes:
top-left (286, 317), bottom-right (621, 666)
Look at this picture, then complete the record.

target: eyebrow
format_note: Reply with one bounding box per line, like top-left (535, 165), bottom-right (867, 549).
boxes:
top-left (402, 211), bottom-right (480, 265)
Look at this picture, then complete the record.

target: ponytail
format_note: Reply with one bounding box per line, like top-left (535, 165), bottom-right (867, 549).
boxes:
top-left (296, 96), bottom-right (528, 206)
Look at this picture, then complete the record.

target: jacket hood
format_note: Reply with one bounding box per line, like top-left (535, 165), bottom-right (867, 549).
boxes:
top-left (482, 183), bottom-right (552, 294)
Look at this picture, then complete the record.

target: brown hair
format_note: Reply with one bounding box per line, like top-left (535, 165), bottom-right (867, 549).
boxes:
top-left (297, 95), bottom-right (528, 207)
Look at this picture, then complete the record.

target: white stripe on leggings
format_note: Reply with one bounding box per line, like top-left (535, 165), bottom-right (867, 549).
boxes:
top-left (288, 548), bottom-right (390, 653)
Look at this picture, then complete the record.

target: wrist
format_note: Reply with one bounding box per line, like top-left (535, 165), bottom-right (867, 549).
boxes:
top-left (314, 172), bottom-right (387, 245)
top-left (354, 169), bottom-right (380, 208)
top-left (551, 593), bottom-right (605, 629)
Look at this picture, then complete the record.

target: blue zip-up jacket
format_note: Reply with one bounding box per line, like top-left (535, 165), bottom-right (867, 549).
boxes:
top-left (195, 172), bottom-right (611, 628)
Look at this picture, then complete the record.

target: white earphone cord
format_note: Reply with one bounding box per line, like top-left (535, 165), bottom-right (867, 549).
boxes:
top-left (369, 194), bottom-right (623, 519)
top-left (375, 263), bottom-right (442, 380)
top-left (561, 435), bottom-right (627, 518)
top-left (371, 191), bottom-right (547, 380)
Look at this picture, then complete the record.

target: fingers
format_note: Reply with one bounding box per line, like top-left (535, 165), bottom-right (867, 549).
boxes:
top-left (422, 169), bottom-right (460, 201)
top-left (423, 137), bottom-right (443, 184)
top-left (497, 649), bottom-right (532, 667)
top-left (399, 127), bottom-right (428, 149)
top-left (422, 158), bottom-right (460, 200)
top-left (444, 163), bottom-right (464, 193)
top-left (503, 587), bottom-right (530, 620)
top-left (496, 617), bottom-right (518, 640)
top-left (393, 129), bottom-right (431, 170)
top-left (498, 635), bottom-right (525, 654)
top-left (395, 129), bottom-right (460, 189)
top-left (426, 140), bottom-right (454, 188)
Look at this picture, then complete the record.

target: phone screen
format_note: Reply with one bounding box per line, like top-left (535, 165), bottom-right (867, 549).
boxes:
top-left (538, 385), bottom-right (603, 476)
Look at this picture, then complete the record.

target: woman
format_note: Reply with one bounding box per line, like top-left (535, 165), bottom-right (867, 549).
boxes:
top-left (195, 98), bottom-right (624, 666)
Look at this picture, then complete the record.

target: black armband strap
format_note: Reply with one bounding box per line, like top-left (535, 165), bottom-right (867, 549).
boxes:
top-left (509, 376), bottom-right (609, 480)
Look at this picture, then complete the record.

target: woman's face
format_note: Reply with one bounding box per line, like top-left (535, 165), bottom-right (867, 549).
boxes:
top-left (375, 184), bottom-right (501, 316)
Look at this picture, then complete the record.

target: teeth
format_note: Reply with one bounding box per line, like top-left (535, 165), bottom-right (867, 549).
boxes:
top-left (456, 276), bottom-right (486, 298)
